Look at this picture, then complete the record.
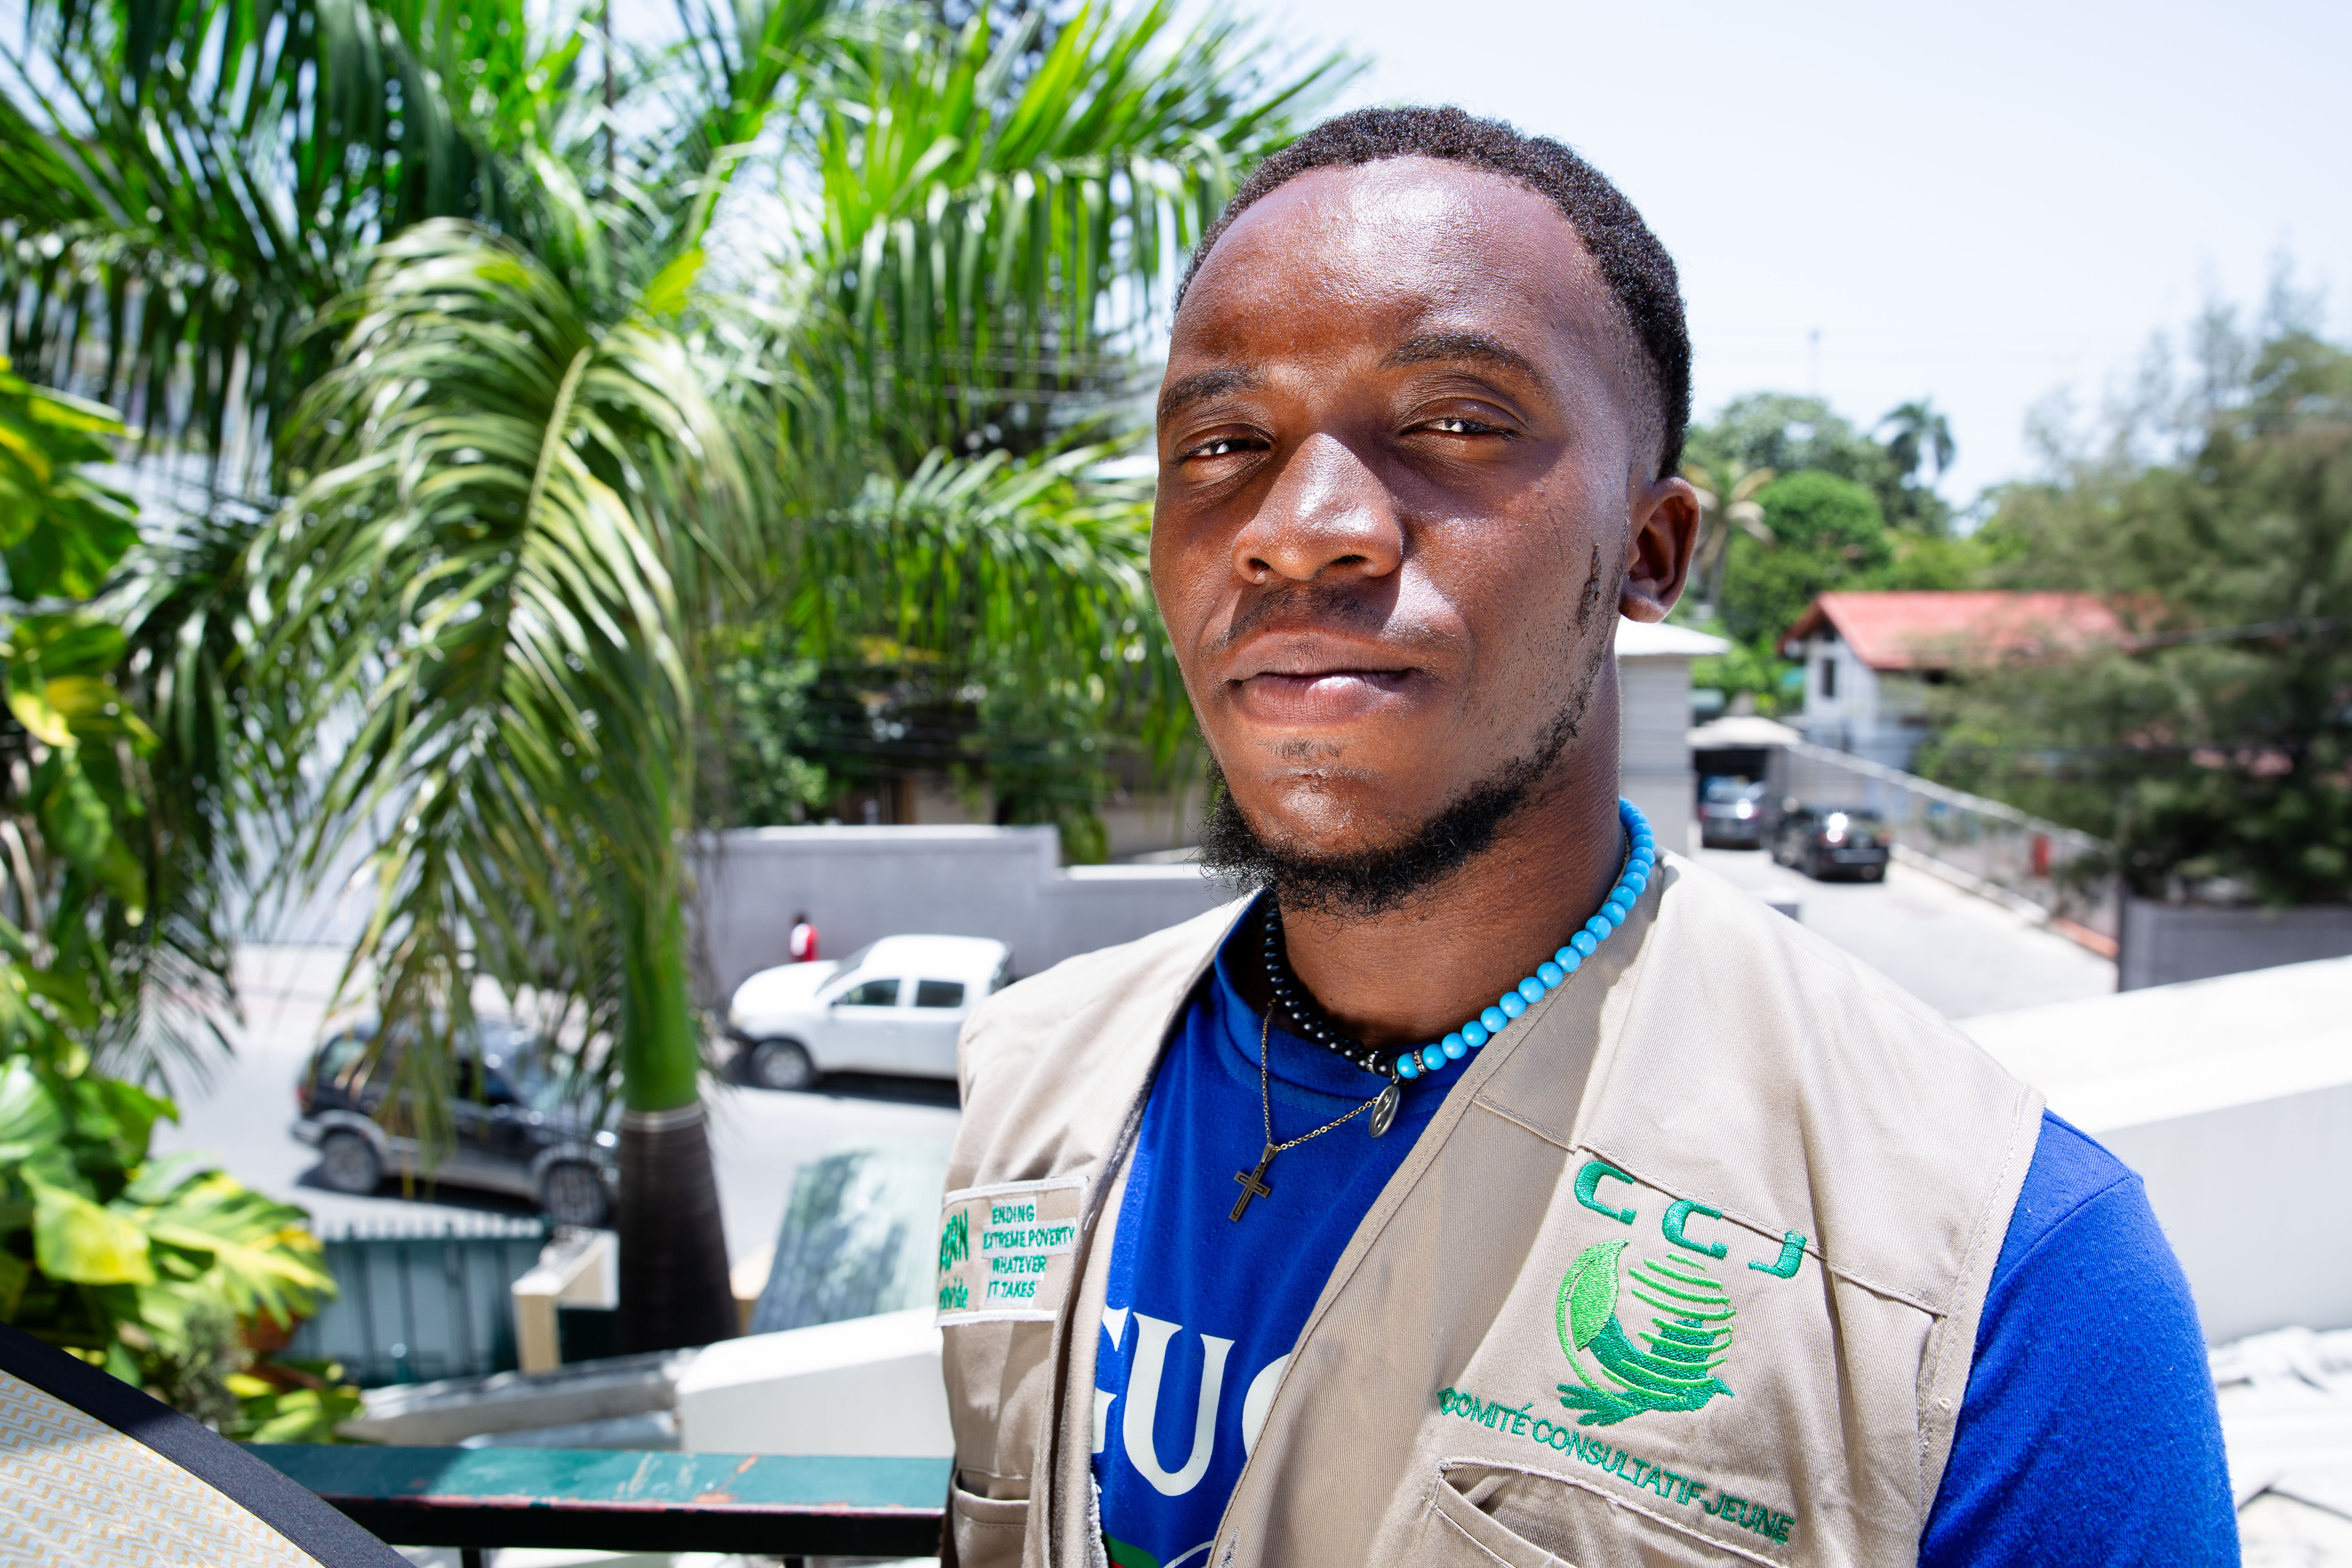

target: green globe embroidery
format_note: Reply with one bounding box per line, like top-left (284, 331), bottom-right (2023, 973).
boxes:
top-left (1555, 1239), bottom-right (1735, 1426)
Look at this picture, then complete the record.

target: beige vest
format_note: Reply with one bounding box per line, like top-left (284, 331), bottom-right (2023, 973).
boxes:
top-left (935, 853), bottom-right (2044, 1568)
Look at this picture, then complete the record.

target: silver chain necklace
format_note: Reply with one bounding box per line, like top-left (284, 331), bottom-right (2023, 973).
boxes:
top-left (1229, 1008), bottom-right (1390, 1222)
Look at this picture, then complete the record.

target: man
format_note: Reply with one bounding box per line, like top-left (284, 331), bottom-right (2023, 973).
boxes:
top-left (934, 107), bottom-right (2233, 1567)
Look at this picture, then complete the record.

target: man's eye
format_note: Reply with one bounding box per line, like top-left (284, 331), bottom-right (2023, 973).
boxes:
top-left (1423, 416), bottom-right (1500, 436)
top-left (1185, 437), bottom-right (1256, 459)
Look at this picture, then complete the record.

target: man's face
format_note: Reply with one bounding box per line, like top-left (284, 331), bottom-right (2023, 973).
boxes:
top-left (1152, 157), bottom-right (1695, 865)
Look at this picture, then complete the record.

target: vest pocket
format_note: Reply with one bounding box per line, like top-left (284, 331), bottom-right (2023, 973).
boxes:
top-left (1425, 1465), bottom-right (1574, 1567)
top-left (948, 1477), bottom-right (1030, 1568)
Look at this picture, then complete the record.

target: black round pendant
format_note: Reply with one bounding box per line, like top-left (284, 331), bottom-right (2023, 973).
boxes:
top-left (1368, 1081), bottom-right (1401, 1138)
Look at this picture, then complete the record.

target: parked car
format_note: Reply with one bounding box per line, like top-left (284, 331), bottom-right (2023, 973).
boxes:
top-left (725, 935), bottom-right (1014, 1090)
top-left (1771, 804), bottom-right (1892, 882)
top-left (1697, 776), bottom-right (1772, 848)
top-left (292, 1018), bottom-right (617, 1226)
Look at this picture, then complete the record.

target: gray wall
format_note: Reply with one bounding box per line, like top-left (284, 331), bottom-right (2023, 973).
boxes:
top-left (690, 826), bottom-right (1234, 997)
top-left (2099, 1081), bottom-right (2352, 1343)
top-left (1619, 656), bottom-right (1695, 853)
top-left (2120, 899), bottom-right (2352, 990)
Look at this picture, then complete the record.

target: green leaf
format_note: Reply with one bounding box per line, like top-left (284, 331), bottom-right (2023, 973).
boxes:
top-left (1559, 1240), bottom-right (1626, 1354)
top-left (32, 754), bottom-right (118, 879)
top-left (639, 249), bottom-right (706, 318)
top-left (0, 1059), bottom-right (67, 1157)
top-left (140, 1172), bottom-right (333, 1326)
top-left (119, 1151), bottom-right (210, 1206)
top-left (0, 1249), bottom-right (29, 1315)
top-left (31, 1178), bottom-right (155, 1285)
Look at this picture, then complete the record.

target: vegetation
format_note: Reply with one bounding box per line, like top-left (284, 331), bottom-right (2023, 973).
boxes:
top-left (1918, 304), bottom-right (2352, 905)
top-left (0, 362), bottom-right (353, 1436)
top-left (4, 0), bottom-right (1348, 1350)
top-left (1678, 393), bottom-right (1983, 715)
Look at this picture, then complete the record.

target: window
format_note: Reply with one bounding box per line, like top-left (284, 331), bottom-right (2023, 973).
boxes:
top-left (913, 980), bottom-right (966, 1009)
top-left (838, 978), bottom-right (902, 1007)
top-left (1819, 657), bottom-right (1837, 699)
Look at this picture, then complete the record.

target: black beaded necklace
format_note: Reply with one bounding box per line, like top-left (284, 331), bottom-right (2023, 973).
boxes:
top-left (1256, 896), bottom-right (1405, 1143)
top-left (1258, 899), bottom-right (1397, 1082)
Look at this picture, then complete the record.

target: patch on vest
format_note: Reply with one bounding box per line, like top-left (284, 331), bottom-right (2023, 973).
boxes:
top-left (1430, 1157), bottom-right (1810, 1554)
top-left (1556, 1239), bottom-right (1735, 1425)
top-left (935, 1176), bottom-right (1086, 1325)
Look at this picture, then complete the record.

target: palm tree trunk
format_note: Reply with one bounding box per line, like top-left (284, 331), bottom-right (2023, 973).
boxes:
top-left (615, 878), bottom-right (737, 1353)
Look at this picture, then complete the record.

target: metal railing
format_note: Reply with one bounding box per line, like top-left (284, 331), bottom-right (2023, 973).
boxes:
top-left (286, 1219), bottom-right (551, 1388)
top-left (1768, 740), bottom-right (2121, 949)
top-left (251, 1444), bottom-right (945, 1561)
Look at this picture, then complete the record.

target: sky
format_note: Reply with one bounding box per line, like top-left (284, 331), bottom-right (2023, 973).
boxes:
top-left (1234, 0), bottom-right (2352, 503)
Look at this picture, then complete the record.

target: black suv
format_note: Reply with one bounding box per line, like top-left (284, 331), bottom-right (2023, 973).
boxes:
top-left (1771, 804), bottom-right (1893, 882)
top-left (292, 1019), bottom-right (616, 1227)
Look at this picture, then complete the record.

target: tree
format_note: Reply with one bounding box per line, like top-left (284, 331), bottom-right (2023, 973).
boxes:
top-left (0, 361), bottom-right (348, 1435)
top-left (1879, 399), bottom-right (1955, 488)
top-left (1678, 457), bottom-right (1774, 624)
top-left (7, 0), bottom-right (1349, 1349)
top-left (1920, 314), bottom-right (2352, 904)
top-left (1715, 470), bottom-right (1889, 650)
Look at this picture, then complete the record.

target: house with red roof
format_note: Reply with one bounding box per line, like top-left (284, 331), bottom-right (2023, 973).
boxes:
top-left (1780, 591), bottom-right (2122, 768)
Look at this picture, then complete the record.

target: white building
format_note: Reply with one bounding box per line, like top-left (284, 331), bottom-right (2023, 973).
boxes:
top-left (1783, 591), bottom-right (2120, 770)
top-left (1615, 618), bottom-right (1729, 851)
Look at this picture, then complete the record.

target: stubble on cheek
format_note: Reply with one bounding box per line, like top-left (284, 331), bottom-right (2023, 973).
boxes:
top-left (1575, 543), bottom-right (1608, 633)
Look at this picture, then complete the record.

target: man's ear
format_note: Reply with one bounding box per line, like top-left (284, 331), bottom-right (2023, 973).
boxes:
top-left (1620, 474), bottom-right (1700, 624)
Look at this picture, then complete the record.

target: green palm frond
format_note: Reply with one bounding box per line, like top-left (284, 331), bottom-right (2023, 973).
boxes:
top-left (794, 1), bottom-right (1356, 465)
top-left (789, 447), bottom-right (1185, 761)
top-left (260, 218), bottom-right (752, 1118)
top-left (0, 0), bottom-right (596, 470)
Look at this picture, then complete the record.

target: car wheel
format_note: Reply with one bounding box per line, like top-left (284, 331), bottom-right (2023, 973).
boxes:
top-left (539, 1161), bottom-right (610, 1228)
top-left (317, 1129), bottom-right (382, 1195)
top-left (748, 1038), bottom-right (816, 1092)
top-left (1862, 862), bottom-right (1885, 882)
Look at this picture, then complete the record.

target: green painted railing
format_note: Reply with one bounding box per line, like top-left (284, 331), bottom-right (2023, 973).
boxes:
top-left (249, 1445), bottom-right (947, 1557)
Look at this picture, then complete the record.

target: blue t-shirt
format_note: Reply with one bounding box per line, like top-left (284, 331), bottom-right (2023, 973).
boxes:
top-left (1090, 915), bottom-right (2236, 1567)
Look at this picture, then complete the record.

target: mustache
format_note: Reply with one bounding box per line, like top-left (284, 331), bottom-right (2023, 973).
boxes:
top-left (1212, 579), bottom-right (1456, 662)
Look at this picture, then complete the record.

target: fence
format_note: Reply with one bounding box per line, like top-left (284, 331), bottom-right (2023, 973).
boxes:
top-left (1768, 740), bottom-right (2121, 951)
top-left (286, 1219), bottom-right (550, 1388)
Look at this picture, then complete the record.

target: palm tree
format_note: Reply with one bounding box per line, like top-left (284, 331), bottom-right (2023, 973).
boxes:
top-left (1879, 399), bottom-right (1956, 487)
top-left (6, 0), bottom-right (1348, 1347)
top-left (1680, 458), bottom-right (1777, 623)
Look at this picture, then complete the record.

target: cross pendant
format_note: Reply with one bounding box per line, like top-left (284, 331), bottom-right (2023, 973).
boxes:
top-left (1230, 1143), bottom-right (1276, 1222)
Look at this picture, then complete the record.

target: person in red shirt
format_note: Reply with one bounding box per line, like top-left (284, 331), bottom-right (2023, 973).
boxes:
top-left (787, 912), bottom-right (818, 963)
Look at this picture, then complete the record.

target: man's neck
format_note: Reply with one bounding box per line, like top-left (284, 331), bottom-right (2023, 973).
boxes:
top-left (1237, 739), bottom-right (1631, 1052)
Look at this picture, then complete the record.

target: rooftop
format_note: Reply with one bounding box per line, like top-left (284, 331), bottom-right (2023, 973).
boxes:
top-left (1783, 591), bottom-right (2122, 670)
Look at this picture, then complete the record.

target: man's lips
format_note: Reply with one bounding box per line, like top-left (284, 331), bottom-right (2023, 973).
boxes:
top-left (1229, 667), bottom-right (1418, 727)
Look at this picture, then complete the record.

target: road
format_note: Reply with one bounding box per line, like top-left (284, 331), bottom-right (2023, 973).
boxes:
top-left (1689, 846), bottom-right (2116, 1019)
top-left (150, 946), bottom-right (961, 1265)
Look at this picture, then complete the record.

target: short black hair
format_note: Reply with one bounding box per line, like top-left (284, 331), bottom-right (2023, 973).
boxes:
top-left (1178, 105), bottom-right (1692, 479)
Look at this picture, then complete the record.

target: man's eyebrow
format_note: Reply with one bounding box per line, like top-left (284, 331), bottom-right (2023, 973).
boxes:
top-left (1158, 367), bottom-right (1264, 421)
top-left (1380, 330), bottom-right (1550, 389)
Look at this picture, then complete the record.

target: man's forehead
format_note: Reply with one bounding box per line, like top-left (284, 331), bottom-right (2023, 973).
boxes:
top-left (1169, 158), bottom-right (1615, 376)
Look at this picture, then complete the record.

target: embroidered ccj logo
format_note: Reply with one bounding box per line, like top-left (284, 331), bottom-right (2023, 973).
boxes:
top-left (1554, 1239), bottom-right (1734, 1426)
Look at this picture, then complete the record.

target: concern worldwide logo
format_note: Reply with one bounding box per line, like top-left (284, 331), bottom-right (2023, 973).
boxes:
top-left (1555, 1239), bottom-right (1734, 1425)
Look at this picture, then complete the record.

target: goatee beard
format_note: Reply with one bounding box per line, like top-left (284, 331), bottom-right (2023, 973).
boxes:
top-left (1196, 693), bottom-right (1591, 921)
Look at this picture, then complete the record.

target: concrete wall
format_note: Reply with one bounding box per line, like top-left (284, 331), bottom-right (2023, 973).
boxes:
top-left (2095, 1083), bottom-right (2352, 1343)
top-left (1961, 955), bottom-right (2352, 1343)
top-left (675, 1308), bottom-right (952, 1458)
top-left (1619, 656), bottom-right (1695, 851)
top-left (690, 826), bottom-right (1233, 997)
top-left (2119, 898), bottom-right (2352, 991)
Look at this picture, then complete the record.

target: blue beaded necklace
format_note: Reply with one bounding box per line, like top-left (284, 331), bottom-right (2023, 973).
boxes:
top-left (1259, 797), bottom-right (1655, 1129)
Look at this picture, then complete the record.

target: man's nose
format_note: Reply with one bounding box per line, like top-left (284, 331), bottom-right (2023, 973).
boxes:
top-left (1231, 433), bottom-right (1403, 585)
